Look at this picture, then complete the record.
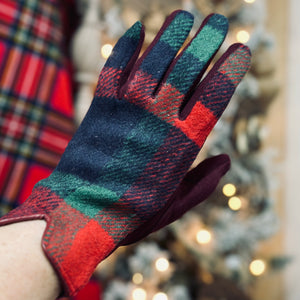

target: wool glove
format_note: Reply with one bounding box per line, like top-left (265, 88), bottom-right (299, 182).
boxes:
top-left (121, 153), bottom-right (231, 245)
top-left (0, 11), bottom-right (251, 296)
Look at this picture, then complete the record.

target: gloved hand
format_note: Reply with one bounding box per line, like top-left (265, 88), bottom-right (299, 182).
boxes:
top-left (0, 10), bottom-right (251, 296)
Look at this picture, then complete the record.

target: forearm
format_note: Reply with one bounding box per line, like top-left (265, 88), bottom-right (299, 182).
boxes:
top-left (0, 220), bottom-right (60, 300)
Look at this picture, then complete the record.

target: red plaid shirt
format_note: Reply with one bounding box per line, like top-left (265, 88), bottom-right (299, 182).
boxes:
top-left (0, 0), bottom-right (75, 210)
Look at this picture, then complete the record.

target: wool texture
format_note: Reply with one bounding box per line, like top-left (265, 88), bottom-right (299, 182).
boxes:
top-left (0, 10), bottom-right (251, 296)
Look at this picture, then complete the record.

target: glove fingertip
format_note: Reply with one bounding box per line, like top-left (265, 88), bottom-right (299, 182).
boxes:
top-left (204, 13), bottom-right (229, 35)
top-left (124, 21), bottom-right (143, 39)
top-left (104, 21), bottom-right (145, 71)
top-left (218, 43), bottom-right (251, 86)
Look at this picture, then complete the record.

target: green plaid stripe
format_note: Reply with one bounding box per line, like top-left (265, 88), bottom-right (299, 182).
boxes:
top-left (166, 14), bottom-right (228, 94)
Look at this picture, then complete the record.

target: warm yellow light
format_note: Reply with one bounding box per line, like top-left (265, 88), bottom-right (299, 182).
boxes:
top-left (249, 259), bottom-right (266, 276)
top-left (101, 44), bottom-right (113, 59)
top-left (155, 257), bottom-right (170, 272)
top-left (132, 273), bottom-right (143, 285)
top-left (132, 288), bottom-right (147, 300)
top-left (236, 30), bottom-right (250, 43)
top-left (153, 292), bottom-right (168, 300)
top-left (228, 196), bottom-right (242, 211)
top-left (222, 183), bottom-right (236, 197)
top-left (196, 229), bottom-right (212, 244)
top-left (244, 0), bottom-right (256, 3)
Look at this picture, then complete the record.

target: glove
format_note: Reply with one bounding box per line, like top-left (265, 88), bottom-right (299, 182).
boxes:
top-left (121, 153), bottom-right (231, 245)
top-left (0, 10), bottom-right (251, 296)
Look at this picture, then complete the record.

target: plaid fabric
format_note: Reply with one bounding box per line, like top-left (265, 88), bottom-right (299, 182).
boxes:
top-left (0, 10), bottom-right (251, 296)
top-left (0, 0), bottom-right (75, 212)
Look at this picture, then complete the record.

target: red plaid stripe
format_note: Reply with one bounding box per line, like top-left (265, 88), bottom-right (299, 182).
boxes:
top-left (0, 1), bottom-right (17, 27)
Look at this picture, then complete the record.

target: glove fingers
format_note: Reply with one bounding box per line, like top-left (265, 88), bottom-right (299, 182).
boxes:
top-left (120, 154), bottom-right (230, 245)
top-left (151, 14), bottom-right (228, 124)
top-left (122, 10), bottom-right (193, 99)
top-left (176, 43), bottom-right (251, 147)
top-left (159, 14), bottom-right (228, 97)
top-left (95, 22), bottom-right (144, 98)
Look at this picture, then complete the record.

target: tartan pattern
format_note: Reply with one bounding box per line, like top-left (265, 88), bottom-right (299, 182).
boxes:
top-left (0, 0), bottom-right (63, 61)
top-left (0, 0), bottom-right (74, 211)
top-left (0, 10), bottom-right (251, 296)
top-left (166, 13), bottom-right (228, 95)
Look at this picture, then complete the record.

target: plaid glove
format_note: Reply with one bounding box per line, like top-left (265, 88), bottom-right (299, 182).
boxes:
top-left (121, 153), bottom-right (231, 245)
top-left (0, 11), bottom-right (251, 296)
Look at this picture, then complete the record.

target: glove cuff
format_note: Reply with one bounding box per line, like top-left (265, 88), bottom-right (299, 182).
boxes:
top-left (0, 186), bottom-right (115, 296)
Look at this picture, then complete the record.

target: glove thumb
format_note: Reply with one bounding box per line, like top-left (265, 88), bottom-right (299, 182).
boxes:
top-left (120, 154), bottom-right (230, 245)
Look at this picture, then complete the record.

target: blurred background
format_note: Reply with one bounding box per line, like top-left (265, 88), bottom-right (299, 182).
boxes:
top-left (0, 0), bottom-right (299, 299)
